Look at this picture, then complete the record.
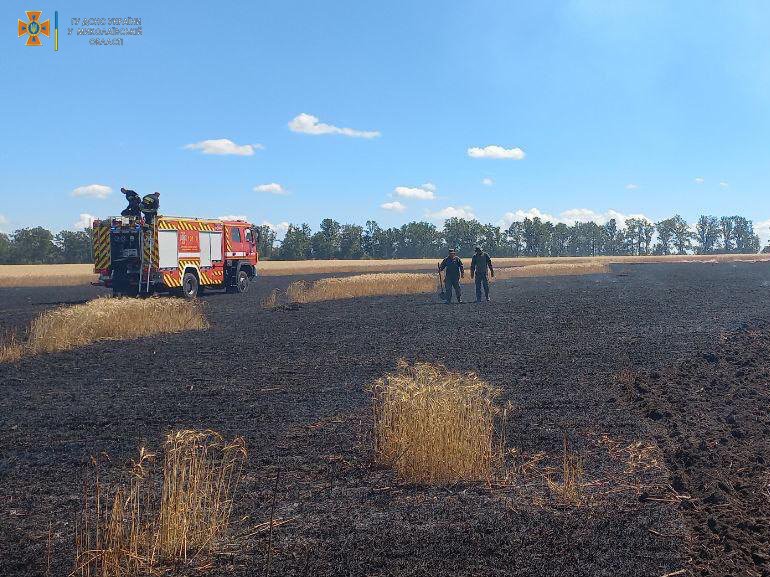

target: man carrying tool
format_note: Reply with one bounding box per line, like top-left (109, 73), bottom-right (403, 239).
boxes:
top-left (140, 192), bottom-right (160, 225)
top-left (470, 246), bottom-right (494, 302)
top-left (438, 247), bottom-right (464, 303)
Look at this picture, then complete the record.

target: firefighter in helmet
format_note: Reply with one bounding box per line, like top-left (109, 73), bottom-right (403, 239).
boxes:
top-left (140, 192), bottom-right (160, 225)
top-left (120, 188), bottom-right (142, 218)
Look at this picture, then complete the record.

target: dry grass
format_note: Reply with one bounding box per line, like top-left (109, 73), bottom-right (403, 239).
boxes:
top-left (283, 262), bottom-right (610, 304)
top-left (546, 435), bottom-right (585, 505)
top-left (368, 360), bottom-right (502, 484)
top-left (1, 253), bottom-right (766, 286)
top-left (74, 429), bottom-right (247, 577)
top-left (0, 264), bottom-right (97, 287)
top-left (0, 297), bottom-right (208, 363)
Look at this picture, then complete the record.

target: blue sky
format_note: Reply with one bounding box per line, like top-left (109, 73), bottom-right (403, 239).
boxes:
top-left (1, 1), bottom-right (769, 243)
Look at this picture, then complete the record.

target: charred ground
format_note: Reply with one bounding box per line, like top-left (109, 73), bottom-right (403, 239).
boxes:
top-left (1, 262), bottom-right (770, 576)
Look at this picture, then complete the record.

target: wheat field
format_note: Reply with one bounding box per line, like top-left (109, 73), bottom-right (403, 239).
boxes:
top-left (0, 297), bottom-right (208, 362)
top-left (0, 254), bottom-right (767, 287)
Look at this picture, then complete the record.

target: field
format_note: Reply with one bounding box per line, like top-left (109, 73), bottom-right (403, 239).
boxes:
top-left (2, 261), bottom-right (770, 576)
top-left (1, 253), bottom-right (768, 287)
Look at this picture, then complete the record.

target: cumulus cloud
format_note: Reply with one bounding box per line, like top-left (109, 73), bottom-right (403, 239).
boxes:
top-left (499, 207), bottom-right (651, 229)
top-left (0, 214), bottom-right (8, 232)
top-left (719, 181), bottom-right (729, 188)
top-left (74, 213), bottom-right (96, 229)
top-left (218, 215), bottom-right (249, 221)
top-left (482, 177), bottom-right (494, 186)
top-left (694, 177), bottom-right (705, 184)
top-left (72, 184), bottom-right (112, 199)
top-left (261, 220), bottom-right (291, 238)
top-left (467, 145), bottom-right (525, 160)
top-left (184, 139), bottom-right (263, 156)
top-left (288, 113), bottom-right (380, 138)
top-left (380, 201), bottom-right (406, 212)
top-left (253, 183), bottom-right (288, 195)
top-left (393, 183), bottom-right (436, 200)
top-left (625, 183), bottom-right (639, 190)
top-left (428, 206), bottom-right (476, 220)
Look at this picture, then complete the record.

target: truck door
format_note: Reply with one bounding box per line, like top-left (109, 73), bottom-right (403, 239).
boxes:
top-left (227, 225), bottom-right (245, 257)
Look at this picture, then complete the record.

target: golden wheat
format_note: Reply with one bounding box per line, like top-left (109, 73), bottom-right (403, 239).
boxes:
top-left (368, 361), bottom-right (501, 484)
top-left (74, 430), bottom-right (247, 577)
top-left (0, 297), bottom-right (208, 363)
top-left (283, 262), bottom-right (610, 304)
top-left (1, 254), bottom-right (765, 286)
top-left (546, 435), bottom-right (585, 505)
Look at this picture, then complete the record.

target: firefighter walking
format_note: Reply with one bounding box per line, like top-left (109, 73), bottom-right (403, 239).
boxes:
top-left (438, 248), bottom-right (464, 303)
top-left (470, 246), bottom-right (494, 302)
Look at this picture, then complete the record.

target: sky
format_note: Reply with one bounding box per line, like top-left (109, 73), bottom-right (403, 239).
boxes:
top-left (1, 0), bottom-right (769, 245)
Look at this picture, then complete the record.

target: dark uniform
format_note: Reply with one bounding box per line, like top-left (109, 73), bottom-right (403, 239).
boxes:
top-left (470, 249), bottom-right (494, 302)
top-left (120, 188), bottom-right (142, 218)
top-left (140, 192), bottom-right (160, 225)
top-left (439, 253), bottom-right (464, 303)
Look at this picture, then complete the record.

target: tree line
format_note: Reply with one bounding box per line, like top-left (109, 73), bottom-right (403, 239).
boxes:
top-left (259, 214), bottom-right (768, 260)
top-left (1, 214), bottom-right (766, 265)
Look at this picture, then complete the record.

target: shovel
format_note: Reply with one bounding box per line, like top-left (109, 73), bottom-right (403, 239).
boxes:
top-left (437, 268), bottom-right (448, 301)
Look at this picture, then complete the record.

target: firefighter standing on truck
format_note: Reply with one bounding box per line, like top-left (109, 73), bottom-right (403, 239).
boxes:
top-left (140, 192), bottom-right (160, 225)
top-left (470, 246), bottom-right (494, 302)
top-left (120, 188), bottom-right (142, 218)
top-left (438, 247), bottom-right (464, 303)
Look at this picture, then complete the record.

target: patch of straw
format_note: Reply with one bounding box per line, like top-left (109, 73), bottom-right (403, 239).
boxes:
top-left (368, 360), bottom-right (502, 484)
top-left (0, 297), bottom-right (208, 362)
top-left (73, 430), bottom-right (247, 577)
top-left (546, 435), bottom-right (584, 505)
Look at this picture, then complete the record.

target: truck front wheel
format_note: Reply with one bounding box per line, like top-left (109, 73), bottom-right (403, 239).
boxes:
top-left (226, 269), bottom-right (249, 294)
top-left (181, 272), bottom-right (199, 299)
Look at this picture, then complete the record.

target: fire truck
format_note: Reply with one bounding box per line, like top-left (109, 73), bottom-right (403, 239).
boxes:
top-left (92, 215), bottom-right (260, 297)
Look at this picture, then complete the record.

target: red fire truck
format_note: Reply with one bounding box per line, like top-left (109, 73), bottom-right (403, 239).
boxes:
top-left (92, 215), bottom-right (259, 297)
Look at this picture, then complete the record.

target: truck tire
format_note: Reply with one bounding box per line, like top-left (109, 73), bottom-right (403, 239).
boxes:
top-left (181, 271), bottom-right (199, 299)
top-left (226, 269), bottom-right (249, 294)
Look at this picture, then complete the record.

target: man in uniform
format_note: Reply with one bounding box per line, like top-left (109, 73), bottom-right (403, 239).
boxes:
top-left (470, 246), bottom-right (494, 302)
top-left (140, 192), bottom-right (160, 225)
top-left (438, 247), bottom-right (464, 303)
top-left (120, 187), bottom-right (142, 218)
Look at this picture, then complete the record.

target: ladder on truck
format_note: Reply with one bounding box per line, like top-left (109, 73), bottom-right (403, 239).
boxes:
top-left (138, 218), bottom-right (157, 295)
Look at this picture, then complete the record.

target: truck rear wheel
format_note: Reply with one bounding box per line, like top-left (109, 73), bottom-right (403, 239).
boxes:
top-left (181, 272), bottom-right (199, 299)
top-left (226, 269), bottom-right (249, 294)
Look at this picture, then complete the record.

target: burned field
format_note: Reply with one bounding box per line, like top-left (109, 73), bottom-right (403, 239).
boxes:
top-left (2, 262), bottom-right (770, 576)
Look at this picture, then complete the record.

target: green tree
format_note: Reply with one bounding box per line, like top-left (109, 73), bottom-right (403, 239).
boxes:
top-left (505, 222), bottom-right (524, 257)
top-left (443, 218), bottom-right (483, 255)
top-left (311, 218), bottom-right (341, 259)
top-left (695, 215), bottom-right (720, 254)
top-left (10, 227), bottom-right (57, 263)
top-left (670, 215), bottom-right (694, 255)
top-left (278, 223), bottom-right (312, 260)
top-left (339, 224), bottom-right (365, 259)
top-left (719, 216), bottom-right (735, 253)
top-left (521, 217), bottom-right (552, 256)
top-left (55, 230), bottom-right (92, 263)
top-left (257, 225), bottom-right (277, 259)
top-left (0, 232), bottom-right (11, 264)
top-left (654, 218), bottom-right (676, 255)
top-left (731, 216), bottom-right (761, 253)
top-left (398, 221), bottom-right (442, 258)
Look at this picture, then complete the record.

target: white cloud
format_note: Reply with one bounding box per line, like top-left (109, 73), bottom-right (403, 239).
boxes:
top-left (218, 215), bottom-right (249, 221)
top-left (261, 220), bottom-right (290, 239)
top-left (288, 113), bottom-right (380, 138)
top-left (482, 177), bottom-right (494, 186)
top-left (499, 207), bottom-right (651, 229)
top-left (380, 201), bottom-right (406, 212)
top-left (719, 181), bottom-right (729, 188)
top-left (74, 213), bottom-right (96, 229)
top-left (72, 184), bottom-right (112, 199)
top-left (756, 218), bottom-right (770, 247)
top-left (393, 183), bottom-right (436, 200)
top-left (253, 183), bottom-right (288, 195)
top-left (428, 206), bottom-right (476, 220)
top-left (0, 214), bottom-right (7, 232)
top-left (467, 145), bottom-right (525, 160)
top-left (625, 183), bottom-right (639, 190)
top-left (184, 139), bottom-right (263, 156)
top-left (694, 177), bottom-right (705, 184)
